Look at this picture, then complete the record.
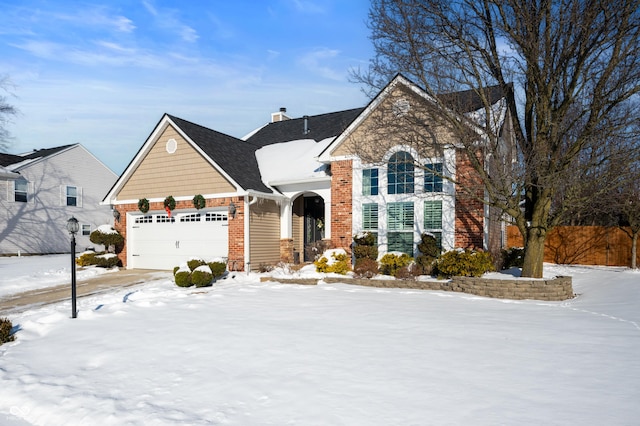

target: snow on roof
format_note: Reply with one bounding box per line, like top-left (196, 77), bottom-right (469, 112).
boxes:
top-left (255, 137), bottom-right (334, 186)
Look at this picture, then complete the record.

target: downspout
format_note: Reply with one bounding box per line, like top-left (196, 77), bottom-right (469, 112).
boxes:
top-left (244, 194), bottom-right (259, 273)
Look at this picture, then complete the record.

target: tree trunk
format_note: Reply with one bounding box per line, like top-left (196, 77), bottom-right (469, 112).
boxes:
top-left (632, 231), bottom-right (638, 270)
top-left (521, 228), bottom-right (546, 278)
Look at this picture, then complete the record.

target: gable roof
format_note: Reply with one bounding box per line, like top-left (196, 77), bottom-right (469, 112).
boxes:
top-left (0, 144), bottom-right (76, 170)
top-left (245, 108), bottom-right (364, 147)
top-left (437, 84), bottom-right (509, 114)
top-left (317, 74), bottom-right (509, 162)
top-left (166, 115), bottom-right (272, 193)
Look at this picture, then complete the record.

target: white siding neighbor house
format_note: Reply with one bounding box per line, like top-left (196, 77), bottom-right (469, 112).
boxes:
top-left (0, 144), bottom-right (118, 254)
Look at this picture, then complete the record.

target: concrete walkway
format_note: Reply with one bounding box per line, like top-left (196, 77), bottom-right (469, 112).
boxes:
top-left (0, 269), bottom-right (171, 315)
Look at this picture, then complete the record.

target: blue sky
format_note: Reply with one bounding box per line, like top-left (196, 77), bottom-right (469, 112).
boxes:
top-left (0, 0), bottom-right (373, 174)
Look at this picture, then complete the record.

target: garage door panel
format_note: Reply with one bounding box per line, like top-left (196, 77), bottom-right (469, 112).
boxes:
top-left (128, 211), bottom-right (229, 270)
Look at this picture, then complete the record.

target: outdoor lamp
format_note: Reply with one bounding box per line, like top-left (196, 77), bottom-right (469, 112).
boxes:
top-left (66, 216), bottom-right (79, 318)
top-left (229, 201), bottom-right (237, 219)
top-left (112, 207), bottom-right (120, 223)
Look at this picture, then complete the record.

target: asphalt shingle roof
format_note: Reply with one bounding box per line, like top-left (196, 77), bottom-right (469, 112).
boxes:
top-left (166, 115), bottom-right (272, 193)
top-left (0, 145), bottom-right (74, 168)
top-left (245, 108), bottom-right (365, 147)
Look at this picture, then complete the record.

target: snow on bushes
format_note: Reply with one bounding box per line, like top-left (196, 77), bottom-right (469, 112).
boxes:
top-left (173, 257), bottom-right (227, 288)
top-left (314, 249), bottom-right (350, 274)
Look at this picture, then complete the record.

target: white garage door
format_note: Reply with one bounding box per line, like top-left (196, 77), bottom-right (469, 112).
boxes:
top-left (128, 210), bottom-right (229, 270)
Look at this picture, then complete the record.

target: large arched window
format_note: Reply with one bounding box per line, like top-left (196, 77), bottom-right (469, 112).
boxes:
top-left (387, 151), bottom-right (415, 194)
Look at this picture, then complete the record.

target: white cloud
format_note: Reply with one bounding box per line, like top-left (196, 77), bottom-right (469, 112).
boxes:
top-left (298, 48), bottom-right (344, 81)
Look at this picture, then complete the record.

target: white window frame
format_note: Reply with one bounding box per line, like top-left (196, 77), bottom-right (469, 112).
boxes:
top-left (61, 185), bottom-right (83, 207)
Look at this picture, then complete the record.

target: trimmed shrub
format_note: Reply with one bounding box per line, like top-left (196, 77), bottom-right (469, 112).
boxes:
top-left (174, 270), bottom-right (193, 287)
top-left (314, 250), bottom-right (350, 274)
top-left (76, 251), bottom-right (120, 268)
top-left (353, 231), bottom-right (376, 247)
top-left (379, 253), bottom-right (413, 277)
top-left (436, 249), bottom-right (495, 278)
top-left (417, 233), bottom-right (440, 259)
top-left (353, 258), bottom-right (379, 279)
top-left (192, 266), bottom-right (213, 287)
top-left (353, 245), bottom-right (378, 261)
top-left (89, 226), bottom-right (124, 253)
top-left (1, 317), bottom-right (16, 345)
top-left (501, 247), bottom-right (525, 269)
top-left (187, 258), bottom-right (206, 271)
top-left (208, 261), bottom-right (227, 278)
top-left (173, 266), bottom-right (180, 276)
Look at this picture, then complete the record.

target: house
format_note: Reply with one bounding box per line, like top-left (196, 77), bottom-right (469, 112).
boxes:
top-left (0, 144), bottom-right (118, 254)
top-left (103, 75), bottom-right (511, 271)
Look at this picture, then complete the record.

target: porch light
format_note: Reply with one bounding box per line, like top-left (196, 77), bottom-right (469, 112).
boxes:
top-left (229, 201), bottom-right (237, 219)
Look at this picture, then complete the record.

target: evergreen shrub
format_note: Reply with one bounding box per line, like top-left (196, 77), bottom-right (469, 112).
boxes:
top-left (207, 261), bottom-right (226, 278)
top-left (353, 258), bottom-right (379, 279)
top-left (0, 317), bottom-right (16, 345)
top-left (436, 249), bottom-right (495, 278)
top-left (174, 270), bottom-right (193, 287)
top-left (379, 253), bottom-right (413, 277)
top-left (314, 250), bottom-right (350, 274)
top-left (192, 266), bottom-right (213, 287)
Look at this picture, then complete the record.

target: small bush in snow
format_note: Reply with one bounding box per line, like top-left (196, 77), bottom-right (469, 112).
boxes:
top-left (207, 261), bottom-right (226, 278)
top-left (187, 258), bottom-right (206, 272)
top-left (501, 247), bottom-right (525, 270)
top-left (353, 231), bottom-right (378, 262)
top-left (436, 249), bottom-right (495, 278)
top-left (173, 266), bottom-right (180, 276)
top-left (192, 266), bottom-right (213, 288)
top-left (379, 253), bottom-right (413, 277)
top-left (353, 258), bottom-right (379, 279)
top-left (89, 226), bottom-right (124, 253)
top-left (0, 317), bottom-right (16, 345)
top-left (76, 251), bottom-right (120, 268)
top-left (174, 270), bottom-right (193, 287)
top-left (314, 250), bottom-right (350, 274)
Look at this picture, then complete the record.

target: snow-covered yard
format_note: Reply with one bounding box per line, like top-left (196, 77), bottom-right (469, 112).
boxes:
top-left (0, 256), bottom-right (639, 425)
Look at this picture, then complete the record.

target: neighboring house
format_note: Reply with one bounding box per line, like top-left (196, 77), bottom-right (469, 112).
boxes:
top-left (103, 75), bottom-right (511, 271)
top-left (0, 144), bottom-right (118, 254)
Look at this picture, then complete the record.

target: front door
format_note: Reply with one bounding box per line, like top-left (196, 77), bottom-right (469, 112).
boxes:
top-left (303, 196), bottom-right (325, 261)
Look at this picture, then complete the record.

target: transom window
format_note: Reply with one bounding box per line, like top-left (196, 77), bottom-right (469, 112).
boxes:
top-left (180, 213), bottom-right (201, 222)
top-left (82, 224), bottom-right (91, 236)
top-left (362, 168), bottom-right (379, 196)
top-left (388, 151), bottom-right (415, 194)
top-left (206, 212), bottom-right (228, 222)
top-left (135, 216), bottom-right (153, 224)
top-left (387, 202), bottom-right (414, 254)
top-left (425, 163), bottom-right (443, 193)
top-left (157, 215), bottom-right (175, 223)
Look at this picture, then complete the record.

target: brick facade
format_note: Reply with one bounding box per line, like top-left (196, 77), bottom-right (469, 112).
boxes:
top-left (114, 196), bottom-right (245, 271)
top-left (330, 160), bottom-right (353, 252)
top-left (454, 149), bottom-right (485, 249)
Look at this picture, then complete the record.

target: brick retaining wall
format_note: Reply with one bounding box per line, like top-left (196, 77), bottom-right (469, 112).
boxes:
top-left (261, 275), bottom-right (574, 301)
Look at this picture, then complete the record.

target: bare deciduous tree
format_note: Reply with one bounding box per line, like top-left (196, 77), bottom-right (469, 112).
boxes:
top-left (353, 0), bottom-right (640, 277)
top-left (0, 75), bottom-right (18, 151)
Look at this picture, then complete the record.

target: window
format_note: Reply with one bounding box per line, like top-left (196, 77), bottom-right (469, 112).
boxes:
top-left (425, 163), bottom-right (443, 193)
top-left (82, 224), bottom-right (91, 236)
top-left (362, 169), bottom-right (379, 196)
top-left (14, 180), bottom-right (28, 203)
top-left (388, 151), bottom-right (414, 194)
top-left (135, 216), bottom-right (153, 224)
top-left (387, 202), bottom-right (414, 254)
top-left (362, 203), bottom-right (378, 244)
top-left (180, 213), bottom-right (201, 222)
top-left (424, 200), bottom-right (443, 248)
top-left (64, 186), bottom-right (82, 206)
top-left (205, 212), bottom-right (228, 222)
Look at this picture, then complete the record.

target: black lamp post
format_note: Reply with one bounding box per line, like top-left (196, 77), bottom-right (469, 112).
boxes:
top-left (66, 216), bottom-right (79, 318)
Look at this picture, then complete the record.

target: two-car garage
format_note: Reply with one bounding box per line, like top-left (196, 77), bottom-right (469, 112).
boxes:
top-left (127, 210), bottom-right (229, 270)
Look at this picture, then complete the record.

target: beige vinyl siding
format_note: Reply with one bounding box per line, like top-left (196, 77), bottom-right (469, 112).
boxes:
top-left (249, 199), bottom-right (281, 267)
top-left (117, 125), bottom-right (235, 200)
top-left (292, 197), bottom-right (304, 259)
top-left (331, 86), bottom-right (453, 160)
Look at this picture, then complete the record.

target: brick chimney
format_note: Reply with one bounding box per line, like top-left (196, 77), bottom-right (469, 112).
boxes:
top-left (271, 107), bottom-right (291, 123)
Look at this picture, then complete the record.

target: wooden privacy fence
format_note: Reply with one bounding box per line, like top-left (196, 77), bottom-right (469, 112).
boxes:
top-left (507, 226), bottom-right (639, 267)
